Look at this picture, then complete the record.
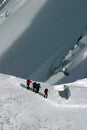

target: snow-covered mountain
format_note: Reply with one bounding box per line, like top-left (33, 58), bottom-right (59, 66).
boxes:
top-left (0, 1), bottom-right (87, 129)
top-left (0, 0), bottom-right (87, 82)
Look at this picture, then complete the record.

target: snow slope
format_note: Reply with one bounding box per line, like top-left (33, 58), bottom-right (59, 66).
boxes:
top-left (0, 0), bottom-right (87, 81)
top-left (46, 33), bottom-right (87, 85)
top-left (0, 1), bottom-right (87, 129)
top-left (0, 74), bottom-right (87, 130)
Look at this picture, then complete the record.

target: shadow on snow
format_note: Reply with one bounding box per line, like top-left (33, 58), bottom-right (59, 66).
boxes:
top-left (20, 84), bottom-right (44, 98)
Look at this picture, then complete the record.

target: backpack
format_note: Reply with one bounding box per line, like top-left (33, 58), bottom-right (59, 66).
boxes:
top-left (33, 82), bottom-right (37, 88)
top-left (44, 89), bottom-right (48, 94)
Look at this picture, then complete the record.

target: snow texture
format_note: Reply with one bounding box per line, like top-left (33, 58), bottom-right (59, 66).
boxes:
top-left (0, 74), bottom-right (87, 130)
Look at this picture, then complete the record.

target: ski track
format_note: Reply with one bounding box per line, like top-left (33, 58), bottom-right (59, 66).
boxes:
top-left (46, 99), bottom-right (87, 109)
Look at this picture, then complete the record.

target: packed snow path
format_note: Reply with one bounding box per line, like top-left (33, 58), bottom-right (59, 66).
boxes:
top-left (0, 74), bottom-right (87, 130)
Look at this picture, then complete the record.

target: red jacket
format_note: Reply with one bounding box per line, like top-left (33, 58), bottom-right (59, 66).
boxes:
top-left (27, 79), bottom-right (32, 85)
top-left (44, 89), bottom-right (48, 95)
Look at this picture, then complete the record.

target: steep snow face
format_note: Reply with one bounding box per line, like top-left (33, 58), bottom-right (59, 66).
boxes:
top-left (46, 34), bottom-right (87, 85)
top-left (58, 35), bottom-right (87, 84)
top-left (0, 74), bottom-right (87, 130)
top-left (0, 0), bottom-right (87, 81)
top-left (0, 0), bottom-right (8, 10)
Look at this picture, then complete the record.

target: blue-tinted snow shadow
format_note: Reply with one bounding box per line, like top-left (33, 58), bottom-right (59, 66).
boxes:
top-left (0, 0), bottom-right (9, 10)
top-left (0, 0), bottom-right (87, 82)
top-left (20, 84), bottom-right (44, 97)
top-left (57, 58), bottom-right (87, 84)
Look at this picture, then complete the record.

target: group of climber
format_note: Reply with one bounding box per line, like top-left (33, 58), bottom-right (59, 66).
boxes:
top-left (26, 79), bottom-right (48, 98)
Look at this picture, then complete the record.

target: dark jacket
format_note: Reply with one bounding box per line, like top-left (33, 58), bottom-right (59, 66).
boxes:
top-left (33, 82), bottom-right (37, 88)
top-left (44, 89), bottom-right (48, 95)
